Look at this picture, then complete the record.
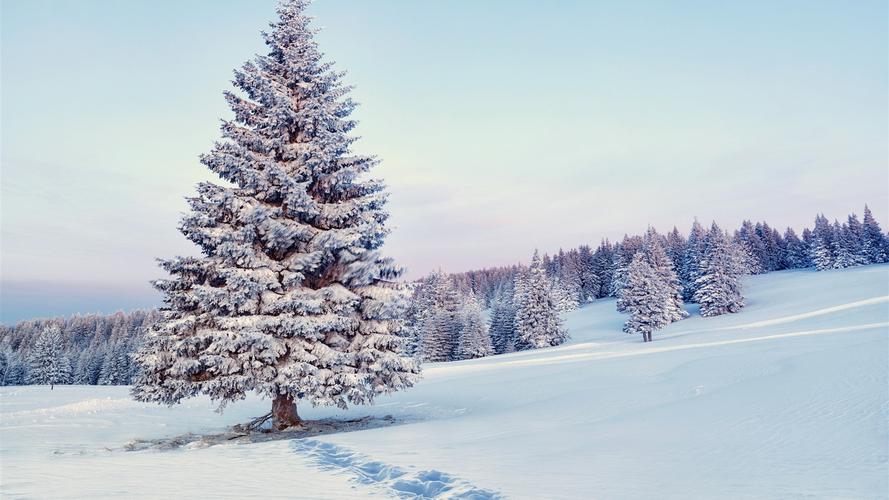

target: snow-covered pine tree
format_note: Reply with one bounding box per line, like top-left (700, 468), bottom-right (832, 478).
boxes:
top-left (577, 245), bottom-right (600, 302)
top-left (418, 271), bottom-right (462, 362)
top-left (3, 354), bottom-right (27, 386)
top-left (620, 253), bottom-right (669, 342)
top-left (489, 288), bottom-right (517, 354)
top-left (512, 266), bottom-right (530, 313)
top-left (845, 214), bottom-right (870, 266)
top-left (681, 219), bottom-right (706, 301)
top-left (556, 250), bottom-right (584, 306)
top-left (131, 0), bottom-right (419, 429)
top-left (735, 220), bottom-right (765, 274)
top-left (642, 228), bottom-right (688, 323)
top-left (514, 251), bottom-right (567, 350)
top-left (77, 345), bottom-right (105, 385)
top-left (768, 224), bottom-right (788, 271)
top-left (693, 223), bottom-right (745, 317)
top-left (754, 222), bottom-right (781, 272)
top-left (27, 325), bottom-right (70, 389)
top-left (592, 240), bottom-right (615, 299)
top-left (783, 227), bottom-right (810, 268)
top-left (861, 205), bottom-right (887, 264)
top-left (400, 280), bottom-right (432, 359)
top-left (612, 235), bottom-right (643, 307)
top-left (549, 277), bottom-right (579, 313)
top-left (99, 341), bottom-right (131, 385)
top-left (457, 292), bottom-right (492, 359)
top-left (831, 220), bottom-right (858, 269)
top-left (810, 214), bottom-right (835, 271)
top-left (665, 227), bottom-right (687, 274)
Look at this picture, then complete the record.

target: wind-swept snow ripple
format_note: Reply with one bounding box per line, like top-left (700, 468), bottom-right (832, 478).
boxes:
top-left (715, 296), bottom-right (889, 331)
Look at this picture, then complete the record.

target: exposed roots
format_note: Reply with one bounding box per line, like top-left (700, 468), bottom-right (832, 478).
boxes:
top-left (233, 412), bottom-right (273, 433)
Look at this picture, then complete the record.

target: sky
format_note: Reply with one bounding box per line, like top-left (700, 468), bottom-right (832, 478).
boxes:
top-left (2, 0), bottom-right (887, 324)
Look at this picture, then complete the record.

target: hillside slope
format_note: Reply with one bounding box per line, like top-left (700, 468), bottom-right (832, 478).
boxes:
top-left (2, 265), bottom-right (887, 499)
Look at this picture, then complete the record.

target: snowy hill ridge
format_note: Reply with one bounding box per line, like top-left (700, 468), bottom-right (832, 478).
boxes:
top-left (2, 265), bottom-right (887, 499)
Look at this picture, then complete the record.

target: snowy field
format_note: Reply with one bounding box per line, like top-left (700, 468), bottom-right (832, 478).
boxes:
top-left (2, 265), bottom-right (887, 499)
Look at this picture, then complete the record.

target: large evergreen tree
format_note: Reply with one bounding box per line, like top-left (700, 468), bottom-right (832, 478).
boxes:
top-left (132, 1), bottom-right (419, 429)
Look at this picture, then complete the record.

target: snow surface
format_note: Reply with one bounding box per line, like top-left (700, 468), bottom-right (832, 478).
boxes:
top-left (2, 265), bottom-right (887, 499)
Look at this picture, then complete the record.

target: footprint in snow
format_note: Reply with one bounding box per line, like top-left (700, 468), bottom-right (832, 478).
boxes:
top-left (292, 439), bottom-right (501, 499)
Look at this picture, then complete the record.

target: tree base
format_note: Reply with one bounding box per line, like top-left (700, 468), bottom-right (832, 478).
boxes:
top-left (272, 395), bottom-right (301, 430)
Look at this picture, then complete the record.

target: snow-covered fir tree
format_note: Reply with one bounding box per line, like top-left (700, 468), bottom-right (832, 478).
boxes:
top-left (642, 228), bottom-right (688, 323)
top-left (831, 220), bottom-right (858, 269)
top-left (512, 266), bottom-right (529, 314)
top-left (783, 227), bottom-right (811, 268)
top-left (665, 227), bottom-right (687, 275)
top-left (3, 355), bottom-right (27, 386)
top-left (735, 220), bottom-right (765, 275)
top-left (457, 293), bottom-right (492, 359)
top-left (681, 219), bottom-right (706, 301)
top-left (27, 325), bottom-right (70, 389)
top-left (755, 222), bottom-right (784, 272)
top-left (843, 214), bottom-right (869, 266)
top-left (577, 245), bottom-right (600, 302)
top-left (418, 271), bottom-right (462, 362)
top-left (555, 249), bottom-right (584, 306)
top-left (810, 214), bottom-right (835, 271)
top-left (131, 0), bottom-right (419, 429)
top-left (489, 289), bottom-right (517, 354)
top-left (399, 281), bottom-right (430, 358)
top-left (549, 277), bottom-right (580, 313)
top-left (514, 251), bottom-right (568, 350)
top-left (620, 253), bottom-right (670, 342)
top-left (693, 223), bottom-right (745, 317)
top-left (592, 240), bottom-right (615, 299)
top-left (98, 341), bottom-right (135, 385)
top-left (612, 235), bottom-right (644, 307)
top-left (861, 205), bottom-right (888, 264)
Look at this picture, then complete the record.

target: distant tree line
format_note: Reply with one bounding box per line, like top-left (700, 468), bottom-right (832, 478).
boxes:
top-left (409, 205), bottom-right (888, 351)
top-left (0, 310), bottom-right (161, 386)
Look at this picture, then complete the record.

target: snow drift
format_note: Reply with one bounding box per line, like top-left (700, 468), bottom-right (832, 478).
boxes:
top-left (1, 265), bottom-right (887, 499)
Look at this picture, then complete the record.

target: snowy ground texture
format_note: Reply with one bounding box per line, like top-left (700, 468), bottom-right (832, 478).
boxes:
top-left (2, 265), bottom-right (887, 499)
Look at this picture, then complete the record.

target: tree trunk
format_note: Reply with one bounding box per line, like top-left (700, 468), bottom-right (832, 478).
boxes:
top-left (272, 394), bottom-right (301, 430)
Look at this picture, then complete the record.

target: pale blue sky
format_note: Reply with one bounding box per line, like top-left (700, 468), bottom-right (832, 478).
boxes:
top-left (2, 0), bottom-right (887, 323)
